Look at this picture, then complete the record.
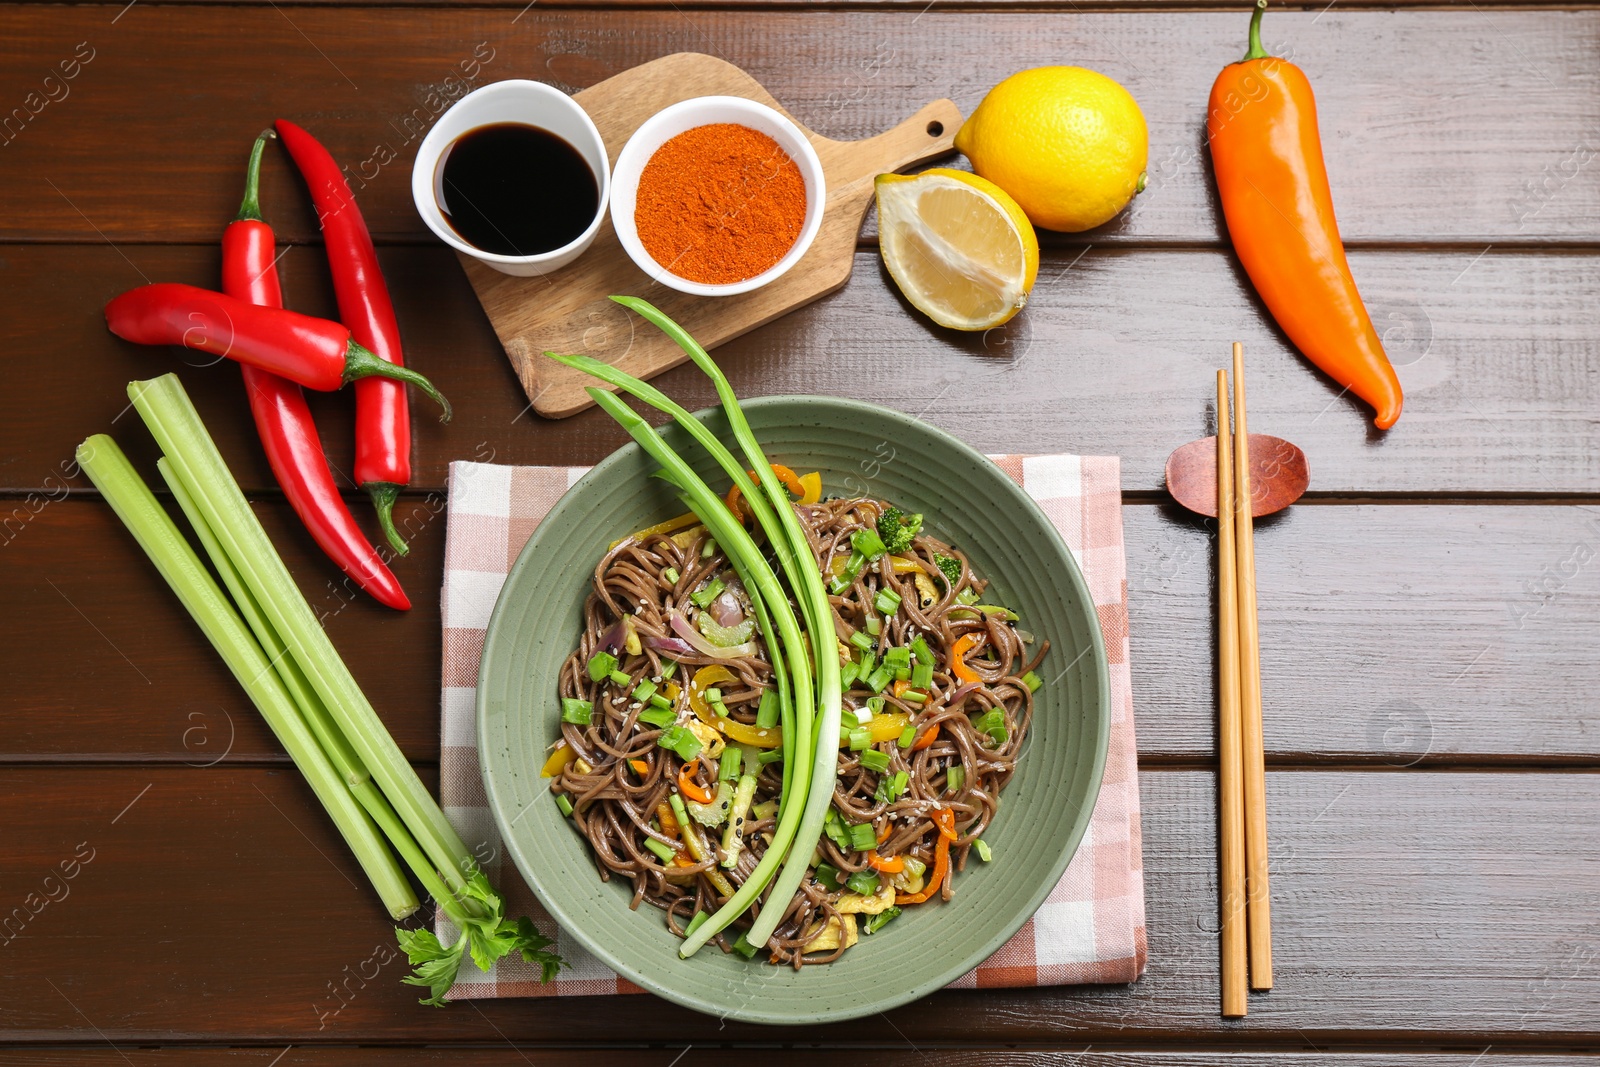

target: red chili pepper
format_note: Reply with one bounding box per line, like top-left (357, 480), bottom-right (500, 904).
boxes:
top-left (277, 119), bottom-right (415, 556)
top-left (222, 132), bottom-right (411, 612)
top-left (103, 283), bottom-right (452, 420)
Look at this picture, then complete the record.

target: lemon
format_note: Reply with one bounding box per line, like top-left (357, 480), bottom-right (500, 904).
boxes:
top-left (874, 168), bottom-right (1039, 332)
top-left (955, 66), bottom-right (1148, 233)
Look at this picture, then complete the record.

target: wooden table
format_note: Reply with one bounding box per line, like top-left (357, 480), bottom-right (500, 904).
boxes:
top-left (3, 1), bottom-right (1597, 1062)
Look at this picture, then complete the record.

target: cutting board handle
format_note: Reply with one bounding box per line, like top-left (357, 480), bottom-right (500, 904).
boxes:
top-left (818, 98), bottom-right (965, 192)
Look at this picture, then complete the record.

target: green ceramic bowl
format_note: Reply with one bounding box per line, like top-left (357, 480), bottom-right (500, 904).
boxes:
top-left (478, 396), bottom-right (1109, 1025)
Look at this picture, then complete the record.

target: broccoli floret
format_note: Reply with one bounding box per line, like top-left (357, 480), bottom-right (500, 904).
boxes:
top-left (933, 553), bottom-right (962, 587)
top-left (876, 506), bottom-right (923, 555)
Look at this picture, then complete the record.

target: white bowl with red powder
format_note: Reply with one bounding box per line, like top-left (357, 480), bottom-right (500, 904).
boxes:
top-left (610, 96), bottom-right (826, 297)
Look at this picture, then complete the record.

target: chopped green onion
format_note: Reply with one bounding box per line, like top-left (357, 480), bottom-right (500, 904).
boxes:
top-left (719, 747), bottom-right (742, 782)
top-left (1022, 670), bottom-right (1044, 693)
top-left (638, 706), bottom-right (676, 728)
top-left (893, 666), bottom-right (912, 682)
top-left (649, 692), bottom-right (673, 711)
top-left (860, 749), bottom-right (891, 773)
top-left (755, 689), bottom-right (779, 729)
top-left (555, 794), bottom-right (574, 818)
top-left (865, 612), bottom-right (881, 636)
top-left (823, 814), bottom-right (851, 851)
top-left (973, 838), bottom-right (993, 862)
top-left (846, 822), bottom-right (878, 852)
top-left (911, 635), bottom-right (934, 664)
top-left (911, 662), bottom-right (935, 690)
top-left (971, 708), bottom-right (1008, 745)
top-left (560, 698), bottom-right (593, 725)
top-left (757, 748), bottom-right (785, 766)
top-left (669, 793), bottom-right (691, 828)
top-left (874, 589), bottom-right (902, 616)
top-left (732, 933), bottom-right (759, 959)
top-left (866, 695), bottom-right (886, 716)
top-left (849, 630), bottom-right (873, 653)
top-left (661, 659), bottom-right (679, 680)
top-left (863, 905), bottom-right (901, 934)
top-left (897, 726), bottom-right (917, 749)
top-left (875, 770), bottom-right (909, 804)
top-left (845, 869), bottom-right (880, 896)
top-left (691, 577), bottom-right (725, 608)
top-left (684, 911), bottom-right (710, 939)
top-left (608, 669), bottom-right (632, 688)
top-left (662, 566), bottom-right (680, 585)
top-left (864, 665), bottom-right (894, 693)
top-left (704, 687), bottom-right (722, 703)
top-left (633, 679), bottom-right (659, 704)
top-left (884, 646), bottom-right (911, 670)
top-left (839, 660), bottom-right (860, 689)
top-left (848, 727), bottom-right (872, 751)
top-left (857, 649), bottom-right (877, 678)
top-left (851, 527), bottom-right (887, 560)
top-left (643, 837), bottom-right (677, 863)
top-left (902, 689), bottom-right (928, 705)
top-left (947, 766), bottom-right (965, 793)
top-left (657, 725), bottom-right (703, 761)
top-left (814, 863), bottom-right (843, 891)
top-left (701, 537), bottom-right (718, 559)
top-left (587, 651), bottom-right (618, 682)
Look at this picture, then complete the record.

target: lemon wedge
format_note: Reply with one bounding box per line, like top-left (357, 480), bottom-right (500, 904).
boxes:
top-left (875, 168), bottom-right (1039, 332)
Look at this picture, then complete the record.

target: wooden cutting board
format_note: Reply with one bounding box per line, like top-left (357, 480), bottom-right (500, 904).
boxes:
top-left (458, 52), bottom-right (962, 419)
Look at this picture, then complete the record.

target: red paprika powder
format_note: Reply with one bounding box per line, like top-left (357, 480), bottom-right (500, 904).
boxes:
top-left (633, 123), bottom-right (807, 285)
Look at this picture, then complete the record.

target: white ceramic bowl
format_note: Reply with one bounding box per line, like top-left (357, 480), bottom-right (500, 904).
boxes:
top-left (609, 96), bottom-right (826, 297)
top-left (412, 80), bottom-right (609, 277)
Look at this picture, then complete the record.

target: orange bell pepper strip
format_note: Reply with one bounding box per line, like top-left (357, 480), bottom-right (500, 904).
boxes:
top-left (677, 762), bottom-right (714, 805)
top-left (1207, 1), bottom-right (1402, 430)
top-left (910, 722), bottom-right (940, 751)
top-left (950, 633), bottom-right (981, 685)
top-left (724, 464), bottom-right (807, 523)
top-left (896, 808), bottom-right (956, 905)
top-left (868, 852), bottom-right (905, 874)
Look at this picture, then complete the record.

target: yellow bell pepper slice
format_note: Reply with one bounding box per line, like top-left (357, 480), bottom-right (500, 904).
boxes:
top-left (888, 555), bottom-right (925, 574)
top-left (797, 471), bottom-right (823, 505)
top-left (609, 510), bottom-right (701, 551)
top-left (688, 664), bottom-right (782, 749)
top-left (837, 711), bottom-right (912, 747)
top-left (540, 742), bottom-right (576, 778)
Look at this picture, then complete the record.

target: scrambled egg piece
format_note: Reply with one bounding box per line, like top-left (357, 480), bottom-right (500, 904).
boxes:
top-left (685, 718), bottom-right (725, 758)
top-left (835, 879), bottom-right (897, 915)
top-left (802, 914), bottom-right (859, 954)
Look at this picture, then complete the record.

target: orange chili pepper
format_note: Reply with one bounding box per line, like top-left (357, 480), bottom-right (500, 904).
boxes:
top-left (725, 464), bottom-right (806, 523)
top-left (656, 801), bottom-right (680, 837)
top-left (910, 722), bottom-right (940, 751)
top-left (628, 758), bottom-right (650, 777)
top-left (891, 678), bottom-right (909, 699)
top-left (677, 762), bottom-right (714, 805)
top-left (1207, 1), bottom-right (1402, 430)
top-left (896, 808), bottom-right (955, 905)
top-left (868, 852), bottom-right (905, 874)
top-left (950, 633), bottom-right (981, 685)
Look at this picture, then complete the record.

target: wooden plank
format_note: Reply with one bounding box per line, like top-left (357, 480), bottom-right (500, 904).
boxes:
top-left (0, 8), bottom-right (1595, 245)
top-left (6, 244), bottom-right (1600, 498)
top-left (0, 766), bottom-right (1595, 1043)
top-left (9, 496), bottom-right (1600, 764)
top-left (0, 1052), bottom-right (1590, 1065)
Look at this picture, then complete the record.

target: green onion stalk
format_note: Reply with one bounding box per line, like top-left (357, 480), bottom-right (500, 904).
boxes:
top-left (548, 297), bottom-right (841, 956)
top-left (581, 388), bottom-right (817, 956)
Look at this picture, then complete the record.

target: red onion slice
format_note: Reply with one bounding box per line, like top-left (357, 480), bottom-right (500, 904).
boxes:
top-left (669, 610), bottom-right (758, 659)
top-left (642, 634), bottom-right (696, 657)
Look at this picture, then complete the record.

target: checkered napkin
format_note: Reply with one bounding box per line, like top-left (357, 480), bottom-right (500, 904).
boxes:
top-left (437, 455), bottom-right (1147, 998)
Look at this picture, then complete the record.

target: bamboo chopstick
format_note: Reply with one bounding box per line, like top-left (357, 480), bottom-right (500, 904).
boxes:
top-left (1215, 369), bottom-right (1248, 1019)
top-left (1232, 342), bottom-right (1273, 991)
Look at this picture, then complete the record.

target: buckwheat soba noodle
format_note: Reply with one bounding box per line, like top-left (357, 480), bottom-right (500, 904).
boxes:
top-left (547, 489), bottom-right (1048, 967)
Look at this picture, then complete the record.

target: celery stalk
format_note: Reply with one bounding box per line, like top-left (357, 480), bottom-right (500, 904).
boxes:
top-left (127, 375), bottom-right (477, 905)
top-left (158, 459), bottom-right (461, 917)
top-left (76, 434), bottom-right (419, 920)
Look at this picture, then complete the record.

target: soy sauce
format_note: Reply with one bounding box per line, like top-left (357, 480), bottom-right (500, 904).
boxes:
top-left (436, 123), bottom-right (598, 257)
